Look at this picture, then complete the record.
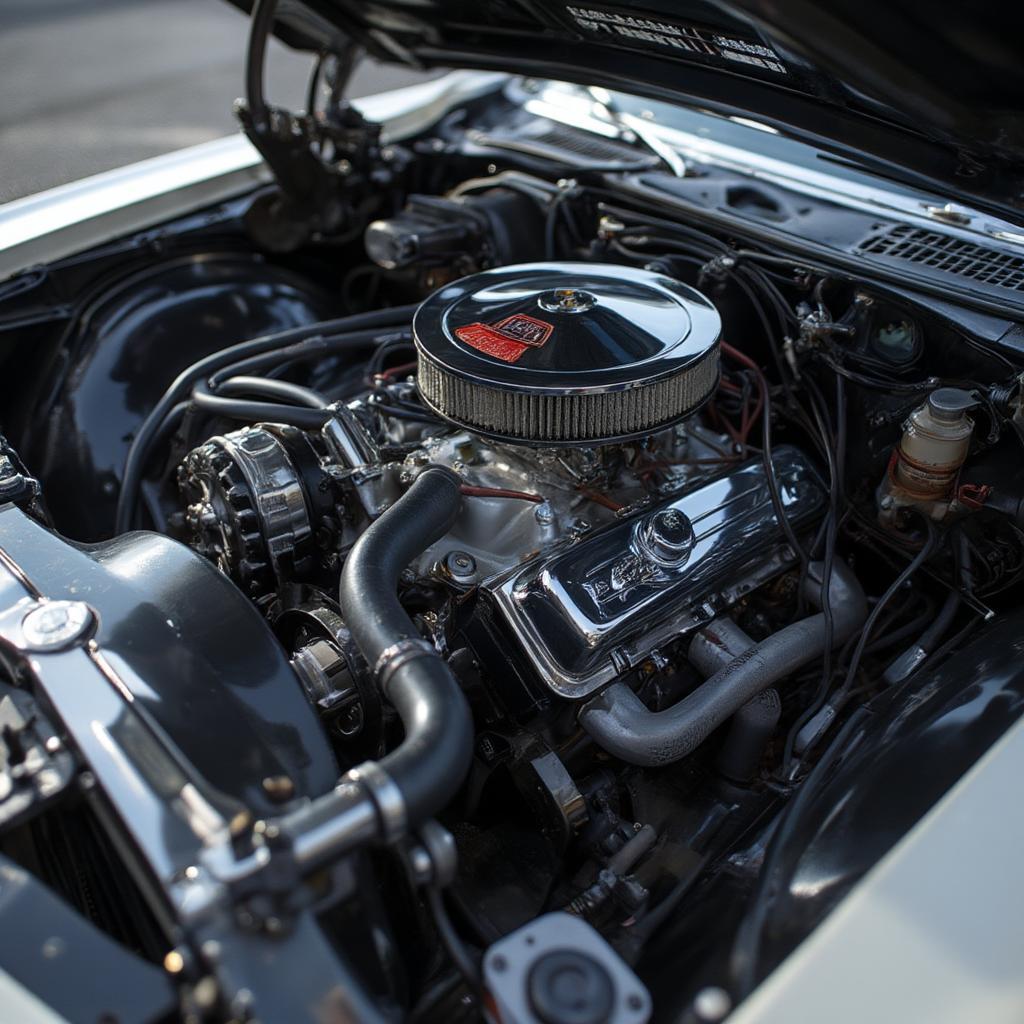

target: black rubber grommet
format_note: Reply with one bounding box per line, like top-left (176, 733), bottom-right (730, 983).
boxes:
top-left (527, 949), bottom-right (615, 1024)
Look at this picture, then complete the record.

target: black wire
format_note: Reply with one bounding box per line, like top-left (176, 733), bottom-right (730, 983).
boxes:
top-left (595, 204), bottom-right (826, 326)
top-left (630, 855), bottom-right (709, 943)
top-left (306, 50), bottom-right (325, 117)
top-left (207, 328), bottom-right (410, 387)
top-left (366, 335), bottom-right (417, 379)
top-left (425, 885), bottom-right (483, 1002)
top-left (612, 229), bottom-right (800, 401)
top-left (733, 249), bottom-right (821, 276)
top-left (245, 0), bottom-right (277, 127)
top-left (830, 517), bottom-right (939, 710)
top-left (817, 352), bottom-right (936, 394)
top-left (372, 401), bottom-right (444, 425)
top-left (614, 232), bottom-right (813, 581)
top-left (409, 971), bottom-right (464, 1023)
top-left (191, 379), bottom-right (332, 429)
top-left (781, 375), bottom-right (845, 766)
top-left (545, 190), bottom-right (575, 259)
top-left (956, 327), bottom-right (1019, 371)
top-left (730, 706), bottom-right (872, 998)
top-left (822, 601), bottom-right (936, 701)
top-left (913, 613), bottom-right (984, 673)
top-left (609, 241), bottom-right (703, 268)
top-left (732, 272), bottom-right (799, 403)
top-left (757, 380), bottom-right (810, 570)
top-left (609, 222), bottom-right (805, 338)
top-left (138, 401), bottom-right (190, 481)
top-left (115, 306), bottom-right (415, 533)
top-left (138, 330), bottom-right (382, 483)
top-left (215, 375), bottom-right (329, 409)
top-left (916, 531), bottom-right (969, 651)
top-left (785, 479), bottom-right (836, 757)
top-left (832, 374), bottom-right (848, 507)
top-left (855, 597), bottom-right (933, 659)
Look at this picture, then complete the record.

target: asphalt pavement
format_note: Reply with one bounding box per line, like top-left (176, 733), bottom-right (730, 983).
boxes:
top-left (0, 0), bottom-right (439, 203)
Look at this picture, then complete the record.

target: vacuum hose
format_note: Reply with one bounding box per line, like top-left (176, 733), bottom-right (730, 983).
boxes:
top-left (579, 560), bottom-right (866, 767)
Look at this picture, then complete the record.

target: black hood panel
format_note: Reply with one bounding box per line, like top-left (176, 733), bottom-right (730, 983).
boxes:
top-left (243, 0), bottom-right (1024, 216)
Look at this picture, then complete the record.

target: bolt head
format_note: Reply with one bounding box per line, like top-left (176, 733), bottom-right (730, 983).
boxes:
top-left (409, 845), bottom-right (433, 882)
top-left (693, 986), bottom-right (732, 1022)
top-left (534, 501), bottom-right (556, 525)
top-left (445, 550), bottom-right (477, 582)
top-left (261, 775), bottom-right (295, 803)
top-left (21, 601), bottom-right (93, 650)
top-left (163, 950), bottom-right (186, 975)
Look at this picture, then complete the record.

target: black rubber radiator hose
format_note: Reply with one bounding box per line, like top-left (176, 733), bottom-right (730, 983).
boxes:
top-left (338, 465), bottom-right (473, 826)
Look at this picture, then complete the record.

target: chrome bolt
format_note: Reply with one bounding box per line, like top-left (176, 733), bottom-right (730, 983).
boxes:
top-left (21, 601), bottom-right (93, 650)
top-left (409, 845), bottom-right (433, 883)
top-left (534, 501), bottom-right (556, 525)
top-left (261, 775), bottom-right (295, 803)
top-left (163, 949), bottom-right (186, 975)
top-left (193, 977), bottom-right (220, 1011)
top-left (693, 986), bottom-right (732, 1022)
top-left (446, 550), bottom-right (477, 583)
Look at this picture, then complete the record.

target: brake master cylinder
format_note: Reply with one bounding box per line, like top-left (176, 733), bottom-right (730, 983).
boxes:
top-left (878, 387), bottom-right (975, 525)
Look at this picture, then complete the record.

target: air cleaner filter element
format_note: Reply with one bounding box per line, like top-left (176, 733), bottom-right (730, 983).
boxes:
top-left (413, 263), bottom-right (721, 445)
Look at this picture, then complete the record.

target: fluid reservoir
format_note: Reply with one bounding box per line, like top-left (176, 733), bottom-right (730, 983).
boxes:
top-left (892, 388), bottom-right (975, 499)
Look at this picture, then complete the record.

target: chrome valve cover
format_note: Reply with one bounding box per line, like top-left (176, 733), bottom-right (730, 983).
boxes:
top-left (487, 447), bottom-right (825, 700)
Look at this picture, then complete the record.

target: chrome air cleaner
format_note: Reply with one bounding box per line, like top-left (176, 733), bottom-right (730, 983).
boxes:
top-left (413, 263), bottom-right (721, 445)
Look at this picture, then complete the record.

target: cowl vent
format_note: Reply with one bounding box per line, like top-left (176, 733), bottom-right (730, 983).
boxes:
top-left (857, 224), bottom-right (1024, 292)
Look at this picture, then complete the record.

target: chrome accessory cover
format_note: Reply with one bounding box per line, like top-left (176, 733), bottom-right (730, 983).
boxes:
top-left (414, 262), bottom-right (721, 445)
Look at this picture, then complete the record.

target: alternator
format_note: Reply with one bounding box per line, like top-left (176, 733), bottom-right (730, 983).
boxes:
top-left (177, 424), bottom-right (335, 596)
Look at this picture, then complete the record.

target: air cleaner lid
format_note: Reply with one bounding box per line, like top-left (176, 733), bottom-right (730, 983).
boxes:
top-left (414, 262), bottom-right (721, 445)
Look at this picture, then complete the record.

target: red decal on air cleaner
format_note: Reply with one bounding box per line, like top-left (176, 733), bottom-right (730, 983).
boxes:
top-left (455, 313), bottom-right (554, 363)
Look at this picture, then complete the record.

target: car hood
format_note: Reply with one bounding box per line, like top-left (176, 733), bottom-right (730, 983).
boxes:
top-left (239, 0), bottom-right (1024, 221)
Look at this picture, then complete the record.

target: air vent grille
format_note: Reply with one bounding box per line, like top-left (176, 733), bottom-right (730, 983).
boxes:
top-left (857, 224), bottom-right (1024, 292)
top-left (471, 121), bottom-right (651, 167)
top-left (529, 125), bottom-right (642, 162)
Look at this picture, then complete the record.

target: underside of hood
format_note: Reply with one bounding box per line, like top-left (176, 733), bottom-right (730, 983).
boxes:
top-left (235, 0), bottom-right (1024, 219)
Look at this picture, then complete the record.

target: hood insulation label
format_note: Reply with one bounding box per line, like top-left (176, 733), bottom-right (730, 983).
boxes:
top-left (564, 5), bottom-right (788, 76)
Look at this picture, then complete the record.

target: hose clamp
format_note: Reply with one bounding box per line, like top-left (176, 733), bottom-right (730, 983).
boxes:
top-left (373, 638), bottom-right (437, 694)
top-left (346, 761), bottom-right (407, 844)
top-left (410, 820), bottom-right (458, 887)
